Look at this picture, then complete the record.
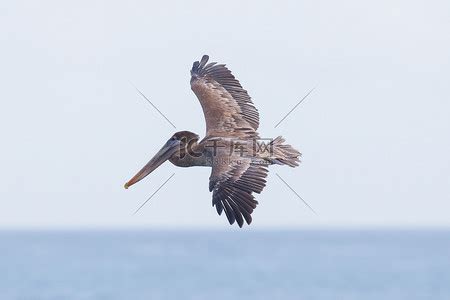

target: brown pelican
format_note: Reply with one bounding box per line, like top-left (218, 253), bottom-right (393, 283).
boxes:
top-left (125, 55), bottom-right (300, 227)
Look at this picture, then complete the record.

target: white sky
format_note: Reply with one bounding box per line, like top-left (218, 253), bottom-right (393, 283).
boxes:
top-left (1, 0), bottom-right (449, 229)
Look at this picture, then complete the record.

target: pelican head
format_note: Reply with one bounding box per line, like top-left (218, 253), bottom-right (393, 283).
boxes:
top-left (124, 131), bottom-right (199, 189)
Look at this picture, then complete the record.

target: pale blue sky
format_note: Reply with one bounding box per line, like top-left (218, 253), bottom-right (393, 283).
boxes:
top-left (1, 0), bottom-right (449, 228)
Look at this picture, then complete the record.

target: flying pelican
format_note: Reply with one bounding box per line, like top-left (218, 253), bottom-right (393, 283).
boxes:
top-left (124, 55), bottom-right (300, 227)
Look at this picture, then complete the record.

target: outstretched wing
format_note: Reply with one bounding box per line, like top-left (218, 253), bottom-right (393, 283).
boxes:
top-left (209, 158), bottom-right (269, 227)
top-left (190, 55), bottom-right (259, 138)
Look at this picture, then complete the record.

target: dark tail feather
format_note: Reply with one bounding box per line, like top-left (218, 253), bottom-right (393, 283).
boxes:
top-left (270, 136), bottom-right (301, 167)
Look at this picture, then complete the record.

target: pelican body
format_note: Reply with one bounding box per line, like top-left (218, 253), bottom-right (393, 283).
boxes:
top-left (125, 55), bottom-right (300, 227)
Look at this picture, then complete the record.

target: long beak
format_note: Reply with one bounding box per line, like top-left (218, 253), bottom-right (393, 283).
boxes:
top-left (124, 139), bottom-right (180, 189)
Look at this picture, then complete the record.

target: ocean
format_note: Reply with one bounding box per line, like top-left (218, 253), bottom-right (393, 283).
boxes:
top-left (0, 230), bottom-right (449, 300)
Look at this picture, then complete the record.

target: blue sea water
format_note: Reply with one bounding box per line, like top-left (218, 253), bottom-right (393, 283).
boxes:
top-left (0, 230), bottom-right (449, 300)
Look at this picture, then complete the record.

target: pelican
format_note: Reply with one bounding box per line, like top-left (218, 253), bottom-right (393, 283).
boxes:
top-left (125, 55), bottom-right (300, 227)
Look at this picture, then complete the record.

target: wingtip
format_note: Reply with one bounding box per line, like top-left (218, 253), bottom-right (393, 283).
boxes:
top-left (201, 54), bottom-right (209, 63)
top-left (191, 55), bottom-right (209, 76)
top-left (199, 55), bottom-right (209, 69)
top-left (191, 61), bottom-right (200, 75)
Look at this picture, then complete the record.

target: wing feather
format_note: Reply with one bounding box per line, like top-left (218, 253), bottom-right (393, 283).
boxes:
top-left (190, 55), bottom-right (259, 138)
top-left (209, 159), bottom-right (268, 227)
